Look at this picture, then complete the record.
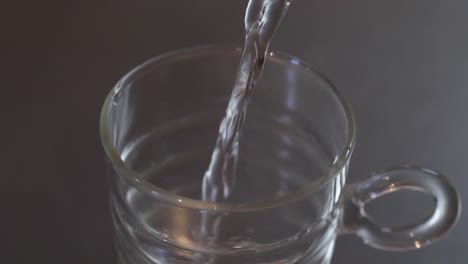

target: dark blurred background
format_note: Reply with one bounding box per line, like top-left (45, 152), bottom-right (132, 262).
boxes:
top-left (1, 0), bottom-right (466, 263)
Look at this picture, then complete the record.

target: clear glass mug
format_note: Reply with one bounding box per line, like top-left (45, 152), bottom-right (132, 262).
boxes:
top-left (100, 45), bottom-right (460, 264)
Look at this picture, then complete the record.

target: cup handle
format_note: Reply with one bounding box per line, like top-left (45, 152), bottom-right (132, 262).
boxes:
top-left (339, 165), bottom-right (461, 251)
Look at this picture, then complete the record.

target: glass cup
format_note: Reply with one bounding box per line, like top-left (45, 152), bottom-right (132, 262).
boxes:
top-left (100, 45), bottom-right (460, 264)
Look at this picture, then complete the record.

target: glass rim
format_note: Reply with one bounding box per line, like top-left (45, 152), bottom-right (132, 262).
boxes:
top-left (100, 44), bottom-right (357, 212)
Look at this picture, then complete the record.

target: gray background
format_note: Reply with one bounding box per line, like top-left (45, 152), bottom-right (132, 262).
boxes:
top-left (2, 0), bottom-right (466, 263)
